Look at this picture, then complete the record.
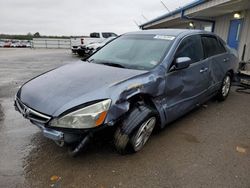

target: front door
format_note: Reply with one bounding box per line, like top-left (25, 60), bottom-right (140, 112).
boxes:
top-left (227, 19), bottom-right (243, 49)
top-left (164, 35), bottom-right (210, 123)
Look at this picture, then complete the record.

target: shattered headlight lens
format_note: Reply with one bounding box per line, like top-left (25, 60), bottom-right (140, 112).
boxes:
top-left (50, 99), bottom-right (111, 129)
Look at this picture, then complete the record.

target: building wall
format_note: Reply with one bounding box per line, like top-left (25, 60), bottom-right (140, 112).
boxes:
top-left (240, 9), bottom-right (250, 61)
top-left (214, 9), bottom-right (250, 61)
top-left (214, 15), bottom-right (230, 41)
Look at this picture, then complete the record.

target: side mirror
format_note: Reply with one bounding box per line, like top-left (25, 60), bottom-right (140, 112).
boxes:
top-left (174, 57), bottom-right (191, 70)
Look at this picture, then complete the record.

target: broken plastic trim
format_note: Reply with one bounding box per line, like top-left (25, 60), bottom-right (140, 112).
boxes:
top-left (68, 133), bottom-right (93, 157)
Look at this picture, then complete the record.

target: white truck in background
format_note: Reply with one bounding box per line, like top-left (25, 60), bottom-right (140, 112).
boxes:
top-left (70, 32), bottom-right (117, 53)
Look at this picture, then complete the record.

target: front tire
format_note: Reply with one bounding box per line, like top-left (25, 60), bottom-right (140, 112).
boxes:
top-left (114, 105), bottom-right (157, 154)
top-left (131, 116), bottom-right (156, 152)
top-left (216, 73), bottom-right (231, 101)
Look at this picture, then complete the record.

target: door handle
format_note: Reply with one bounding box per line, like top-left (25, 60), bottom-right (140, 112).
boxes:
top-left (200, 67), bottom-right (208, 73)
top-left (223, 58), bottom-right (229, 62)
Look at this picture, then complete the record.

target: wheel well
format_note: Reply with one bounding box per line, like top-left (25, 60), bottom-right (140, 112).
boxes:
top-left (128, 94), bottom-right (161, 125)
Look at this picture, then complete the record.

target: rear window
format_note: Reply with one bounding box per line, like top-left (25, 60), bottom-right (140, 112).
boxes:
top-left (90, 33), bottom-right (100, 38)
top-left (202, 36), bottom-right (226, 57)
top-left (102, 33), bottom-right (117, 38)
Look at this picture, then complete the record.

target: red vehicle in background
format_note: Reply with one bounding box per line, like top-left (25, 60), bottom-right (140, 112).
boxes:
top-left (3, 42), bottom-right (11, 48)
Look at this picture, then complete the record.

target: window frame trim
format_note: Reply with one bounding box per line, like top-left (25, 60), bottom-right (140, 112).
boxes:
top-left (217, 37), bottom-right (228, 54)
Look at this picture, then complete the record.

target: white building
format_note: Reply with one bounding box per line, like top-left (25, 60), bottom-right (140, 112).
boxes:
top-left (140, 0), bottom-right (250, 62)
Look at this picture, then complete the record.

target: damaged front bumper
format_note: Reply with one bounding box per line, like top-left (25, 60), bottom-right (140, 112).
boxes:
top-left (14, 98), bottom-right (97, 156)
top-left (34, 122), bottom-right (93, 156)
top-left (33, 121), bottom-right (93, 157)
top-left (14, 99), bottom-right (97, 156)
top-left (35, 123), bottom-right (64, 142)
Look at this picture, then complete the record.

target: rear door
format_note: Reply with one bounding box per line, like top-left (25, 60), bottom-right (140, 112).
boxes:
top-left (201, 35), bottom-right (229, 94)
top-left (164, 34), bottom-right (210, 123)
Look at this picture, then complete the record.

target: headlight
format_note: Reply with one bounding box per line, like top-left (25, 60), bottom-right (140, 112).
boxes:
top-left (50, 99), bottom-right (111, 129)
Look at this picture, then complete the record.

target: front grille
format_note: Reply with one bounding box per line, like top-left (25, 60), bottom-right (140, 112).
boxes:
top-left (15, 97), bottom-right (51, 124)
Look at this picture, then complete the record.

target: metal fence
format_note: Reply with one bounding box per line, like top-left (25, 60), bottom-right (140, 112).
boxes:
top-left (32, 38), bottom-right (71, 49)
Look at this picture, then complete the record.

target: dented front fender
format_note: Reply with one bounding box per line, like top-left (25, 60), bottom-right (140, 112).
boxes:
top-left (105, 66), bottom-right (167, 126)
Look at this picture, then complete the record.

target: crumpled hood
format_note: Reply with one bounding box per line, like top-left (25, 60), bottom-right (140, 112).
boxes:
top-left (18, 61), bottom-right (146, 116)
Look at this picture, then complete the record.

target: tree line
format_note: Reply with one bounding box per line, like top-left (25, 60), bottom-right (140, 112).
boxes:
top-left (0, 32), bottom-right (77, 40)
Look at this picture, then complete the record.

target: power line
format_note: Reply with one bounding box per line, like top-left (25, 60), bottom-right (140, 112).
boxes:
top-left (141, 14), bottom-right (148, 21)
top-left (133, 20), bottom-right (140, 27)
top-left (160, 0), bottom-right (170, 12)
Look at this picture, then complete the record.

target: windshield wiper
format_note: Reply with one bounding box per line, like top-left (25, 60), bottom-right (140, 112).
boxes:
top-left (98, 62), bottom-right (126, 68)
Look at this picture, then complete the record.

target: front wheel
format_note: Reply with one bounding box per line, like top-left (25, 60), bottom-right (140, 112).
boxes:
top-left (114, 105), bottom-right (157, 154)
top-left (131, 116), bottom-right (156, 152)
top-left (216, 73), bottom-right (231, 101)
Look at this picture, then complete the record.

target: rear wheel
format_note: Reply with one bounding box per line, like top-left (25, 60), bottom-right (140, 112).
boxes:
top-left (216, 73), bottom-right (231, 101)
top-left (114, 104), bottom-right (157, 154)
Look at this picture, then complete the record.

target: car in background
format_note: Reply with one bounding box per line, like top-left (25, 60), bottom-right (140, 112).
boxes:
top-left (77, 37), bottom-right (116, 57)
top-left (10, 41), bottom-right (27, 48)
top-left (10, 42), bottom-right (16, 48)
top-left (3, 42), bottom-right (11, 48)
top-left (10, 41), bottom-right (20, 48)
top-left (0, 41), bottom-right (4, 47)
top-left (20, 41), bottom-right (28, 48)
top-left (71, 32), bottom-right (117, 54)
top-left (15, 29), bottom-right (238, 156)
top-left (26, 42), bottom-right (31, 48)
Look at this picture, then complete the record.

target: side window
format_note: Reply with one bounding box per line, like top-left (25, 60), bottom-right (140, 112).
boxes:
top-left (202, 36), bottom-right (226, 57)
top-left (102, 33), bottom-right (117, 38)
top-left (102, 33), bottom-right (111, 38)
top-left (175, 35), bottom-right (204, 64)
top-left (90, 33), bottom-right (100, 38)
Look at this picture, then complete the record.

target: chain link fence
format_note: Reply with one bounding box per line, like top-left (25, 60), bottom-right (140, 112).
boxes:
top-left (32, 38), bottom-right (71, 49)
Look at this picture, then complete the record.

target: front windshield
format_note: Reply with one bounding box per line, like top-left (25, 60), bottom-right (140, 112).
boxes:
top-left (88, 34), bottom-right (174, 70)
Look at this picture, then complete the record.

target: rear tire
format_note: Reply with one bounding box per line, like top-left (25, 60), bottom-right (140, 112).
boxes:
top-left (114, 104), bottom-right (157, 154)
top-left (216, 73), bottom-right (231, 101)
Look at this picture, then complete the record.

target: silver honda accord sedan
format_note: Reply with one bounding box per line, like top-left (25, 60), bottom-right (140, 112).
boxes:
top-left (15, 29), bottom-right (239, 156)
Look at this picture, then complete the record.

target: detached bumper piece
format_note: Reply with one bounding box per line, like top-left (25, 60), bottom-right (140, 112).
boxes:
top-left (68, 133), bottom-right (93, 157)
top-left (234, 63), bottom-right (250, 94)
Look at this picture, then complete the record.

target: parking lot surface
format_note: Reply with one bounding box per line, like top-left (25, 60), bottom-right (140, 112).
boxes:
top-left (0, 48), bottom-right (249, 188)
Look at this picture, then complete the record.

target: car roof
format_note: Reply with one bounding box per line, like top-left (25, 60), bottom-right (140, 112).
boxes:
top-left (124, 29), bottom-right (212, 37)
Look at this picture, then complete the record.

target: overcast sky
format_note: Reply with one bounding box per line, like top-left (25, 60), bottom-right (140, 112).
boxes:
top-left (1, 0), bottom-right (194, 36)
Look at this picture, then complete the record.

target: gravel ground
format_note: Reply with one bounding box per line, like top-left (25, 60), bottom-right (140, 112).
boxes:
top-left (0, 48), bottom-right (249, 188)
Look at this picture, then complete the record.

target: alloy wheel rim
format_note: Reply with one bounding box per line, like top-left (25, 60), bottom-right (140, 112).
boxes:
top-left (133, 117), bottom-right (156, 151)
top-left (222, 76), bottom-right (231, 97)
